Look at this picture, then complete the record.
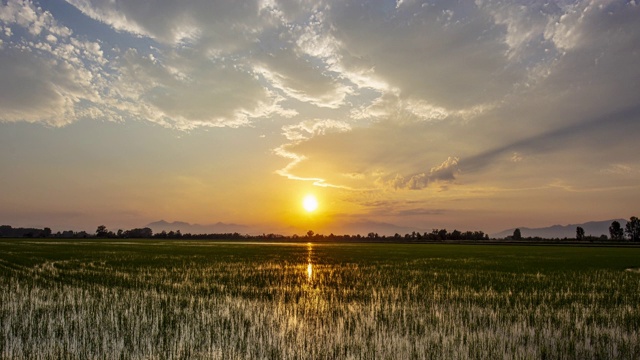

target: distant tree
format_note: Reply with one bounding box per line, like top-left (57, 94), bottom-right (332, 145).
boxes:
top-left (0, 225), bottom-right (11, 237)
top-left (626, 217), bottom-right (640, 242)
top-left (513, 228), bottom-right (522, 240)
top-left (141, 227), bottom-right (153, 238)
top-left (576, 226), bottom-right (585, 240)
top-left (609, 221), bottom-right (624, 241)
top-left (306, 230), bottom-right (314, 238)
top-left (123, 227), bottom-right (153, 238)
top-left (96, 225), bottom-right (108, 237)
top-left (43, 227), bottom-right (52, 238)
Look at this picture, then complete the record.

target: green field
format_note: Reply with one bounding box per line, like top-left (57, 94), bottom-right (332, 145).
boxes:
top-left (1, 239), bottom-right (640, 359)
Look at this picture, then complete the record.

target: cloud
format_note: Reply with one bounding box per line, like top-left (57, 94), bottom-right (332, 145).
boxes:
top-left (0, 0), bottom-right (306, 128)
top-left (3, 0), bottom-right (638, 129)
top-left (112, 48), bottom-right (288, 128)
top-left (601, 164), bottom-right (636, 176)
top-left (251, 8), bottom-right (354, 108)
top-left (275, 0), bottom-right (640, 197)
top-left (281, 119), bottom-right (351, 141)
top-left (0, 49), bottom-right (76, 125)
top-left (275, 119), bottom-right (353, 188)
top-left (384, 157), bottom-right (460, 190)
top-left (458, 103), bottom-right (640, 175)
top-left (276, 116), bottom-right (466, 191)
top-left (2, 0), bottom-right (639, 201)
top-left (329, 1), bottom-right (521, 110)
top-left (0, 0), bottom-right (71, 37)
top-left (64, 0), bottom-right (267, 49)
top-left (0, 0), bottom-right (106, 125)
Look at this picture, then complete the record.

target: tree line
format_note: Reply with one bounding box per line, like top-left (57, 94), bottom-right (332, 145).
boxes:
top-left (509, 216), bottom-right (639, 241)
top-left (1, 216), bottom-right (638, 241)
top-left (0, 224), bottom-right (487, 241)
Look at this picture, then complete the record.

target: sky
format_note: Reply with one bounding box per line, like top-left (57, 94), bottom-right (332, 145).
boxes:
top-left (0, 0), bottom-right (639, 236)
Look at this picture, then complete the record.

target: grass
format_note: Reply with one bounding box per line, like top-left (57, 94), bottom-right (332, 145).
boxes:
top-left (1, 239), bottom-right (640, 359)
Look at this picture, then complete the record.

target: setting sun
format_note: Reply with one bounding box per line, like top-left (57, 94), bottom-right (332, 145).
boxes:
top-left (302, 195), bottom-right (319, 213)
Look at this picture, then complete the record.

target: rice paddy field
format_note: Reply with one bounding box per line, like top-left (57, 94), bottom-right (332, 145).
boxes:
top-left (1, 239), bottom-right (640, 359)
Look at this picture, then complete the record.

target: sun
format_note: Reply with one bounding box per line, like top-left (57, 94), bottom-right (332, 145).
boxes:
top-left (302, 194), bottom-right (319, 212)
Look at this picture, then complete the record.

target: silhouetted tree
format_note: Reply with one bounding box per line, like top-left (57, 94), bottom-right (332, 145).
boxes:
top-left (43, 227), bottom-right (52, 238)
top-left (576, 226), bottom-right (585, 240)
top-left (609, 221), bottom-right (624, 241)
top-left (626, 216), bottom-right (640, 242)
top-left (306, 230), bottom-right (314, 238)
top-left (123, 227), bottom-right (153, 238)
top-left (513, 228), bottom-right (522, 240)
top-left (96, 225), bottom-right (108, 237)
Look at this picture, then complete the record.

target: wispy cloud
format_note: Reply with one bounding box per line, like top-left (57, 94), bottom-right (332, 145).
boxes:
top-left (275, 119), bottom-right (353, 188)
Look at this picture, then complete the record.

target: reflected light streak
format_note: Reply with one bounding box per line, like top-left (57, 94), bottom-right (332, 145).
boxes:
top-left (306, 242), bottom-right (313, 282)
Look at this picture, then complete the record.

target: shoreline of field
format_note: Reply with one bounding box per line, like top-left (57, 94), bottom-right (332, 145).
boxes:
top-left (3, 237), bottom-right (640, 248)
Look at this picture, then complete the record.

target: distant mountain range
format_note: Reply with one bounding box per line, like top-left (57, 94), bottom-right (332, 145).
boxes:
top-left (491, 219), bottom-right (628, 239)
top-left (147, 220), bottom-right (250, 234)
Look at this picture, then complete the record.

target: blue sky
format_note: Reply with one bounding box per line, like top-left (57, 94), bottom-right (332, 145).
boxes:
top-left (1, 0), bottom-right (639, 235)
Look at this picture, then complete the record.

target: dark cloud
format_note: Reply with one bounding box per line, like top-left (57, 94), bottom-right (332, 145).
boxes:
top-left (459, 104), bottom-right (640, 174)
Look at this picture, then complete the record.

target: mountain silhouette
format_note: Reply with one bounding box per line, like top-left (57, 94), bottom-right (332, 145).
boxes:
top-left (491, 219), bottom-right (628, 239)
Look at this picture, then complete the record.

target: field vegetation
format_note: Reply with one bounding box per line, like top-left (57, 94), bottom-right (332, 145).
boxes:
top-left (1, 239), bottom-right (640, 359)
